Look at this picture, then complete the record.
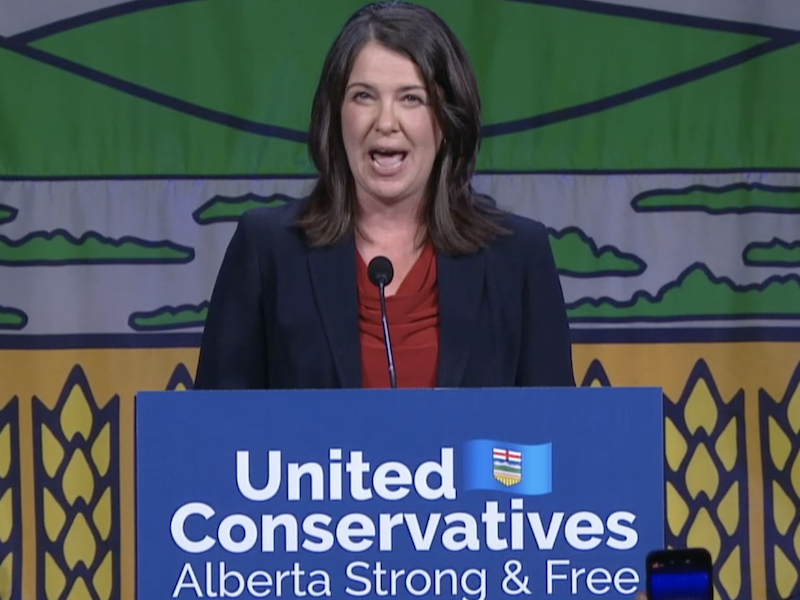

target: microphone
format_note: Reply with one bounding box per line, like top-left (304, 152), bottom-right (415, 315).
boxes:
top-left (367, 256), bottom-right (397, 389)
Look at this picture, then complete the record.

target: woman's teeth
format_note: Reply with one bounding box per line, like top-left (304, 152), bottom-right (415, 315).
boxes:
top-left (370, 150), bottom-right (407, 170)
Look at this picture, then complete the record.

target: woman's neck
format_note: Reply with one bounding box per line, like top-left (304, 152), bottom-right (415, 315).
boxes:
top-left (355, 193), bottom-right (426, 250)
top-left (354, 195), bottom-right (430, 296)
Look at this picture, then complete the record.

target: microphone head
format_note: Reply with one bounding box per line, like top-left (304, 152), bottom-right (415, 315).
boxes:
top-left (367, 256), bottom-right (394, 287)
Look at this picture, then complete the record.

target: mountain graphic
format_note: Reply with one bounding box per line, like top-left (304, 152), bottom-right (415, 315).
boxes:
top-left (567, 263), bottom-right (800, 322)
top-left (0, 204), bottom-right (17, 225)
top-left (0, 230), bottom-right (195, 266)
top-left (193, 193), bottom-right (293, 225)
top-left (0, 304), bottom-right (27, 330)
top-left (632, 183), bottom-right (800, 215)
top-left (743, 238), bottom-right (800, 268)
top-left (549, 227), bottom-right (646, 277)
top-left (128, 302), bottom-right (209, 332)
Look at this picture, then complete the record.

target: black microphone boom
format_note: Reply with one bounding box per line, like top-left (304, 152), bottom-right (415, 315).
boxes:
top-left (367, 256), bottom-right (398, 389)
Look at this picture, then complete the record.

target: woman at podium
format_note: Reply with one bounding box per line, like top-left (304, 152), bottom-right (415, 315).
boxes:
top-left (194, 1), bottom-right (575, 391)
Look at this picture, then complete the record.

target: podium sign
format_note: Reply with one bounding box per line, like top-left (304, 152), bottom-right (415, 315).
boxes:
top-left (136, 387), bottom-right (664, 599)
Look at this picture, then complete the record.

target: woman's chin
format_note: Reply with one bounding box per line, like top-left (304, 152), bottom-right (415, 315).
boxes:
top-left (359, 182), bottom-right (422, 207)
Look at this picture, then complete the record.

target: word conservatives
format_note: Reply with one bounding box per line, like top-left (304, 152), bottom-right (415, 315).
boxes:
top-left (170, 449), bottom-right (639, 554)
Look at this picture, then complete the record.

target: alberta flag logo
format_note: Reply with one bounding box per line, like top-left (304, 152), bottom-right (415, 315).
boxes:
top-left (493, 448), bottom-right (522, 486)
top-left (463, 439), bottom-right (552, 495)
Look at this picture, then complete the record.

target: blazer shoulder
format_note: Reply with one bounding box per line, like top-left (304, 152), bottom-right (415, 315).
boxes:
top-left (489, 210), bottom-right (552, 258)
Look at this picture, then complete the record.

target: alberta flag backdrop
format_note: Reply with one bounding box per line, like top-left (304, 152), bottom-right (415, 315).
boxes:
top-left (0, 1), bottom-right (799, 599)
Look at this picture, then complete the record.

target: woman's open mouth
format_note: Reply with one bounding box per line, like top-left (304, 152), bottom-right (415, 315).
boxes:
top-left (369, 149), bottom-right (408, 174)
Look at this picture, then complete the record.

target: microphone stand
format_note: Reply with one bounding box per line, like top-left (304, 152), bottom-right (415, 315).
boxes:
top-left (378, 279), bottom-right (398, 389)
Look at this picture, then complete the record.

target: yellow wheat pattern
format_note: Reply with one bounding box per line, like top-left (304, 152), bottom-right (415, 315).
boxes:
top-left (579, 359), bottom-right (613, 387)
top-left (761, 362), bottom-right (800, 600)
top-left (0, 397), bottom-right (20, 600)
top-left (165, 363), bottom-right (195, 392)
top-left (33, 366), bottom-right (119, 600)
top-left (572, 342), bottom-right (800, 600)
top-left (661, 360), bottom-right (747, 600)
top-left (575, 357), bottom-right (747, 600)
top-left (1, 344), bottom-right (798, 600)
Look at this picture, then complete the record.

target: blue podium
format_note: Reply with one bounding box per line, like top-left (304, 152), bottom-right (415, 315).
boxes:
top-left (135, 387), bottom-right (664, 599)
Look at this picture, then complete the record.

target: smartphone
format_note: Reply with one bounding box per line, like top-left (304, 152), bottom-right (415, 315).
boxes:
top-left (646, 548), bottom-right (713, 600)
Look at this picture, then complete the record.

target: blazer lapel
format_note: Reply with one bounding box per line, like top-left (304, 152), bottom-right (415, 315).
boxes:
top-left (307, 237), bottom-right (363, 389)
top-left (436, 250), bottom-right (485, 388)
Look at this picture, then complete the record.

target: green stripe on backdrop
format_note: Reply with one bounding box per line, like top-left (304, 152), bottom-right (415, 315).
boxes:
top-left (479, 41), bottom-right (800, 171)
top-left (0, 46), bottom-right (310, 177)
top-left (0, 0), bottom-right (797, 175)
top-left (29, 0), bottom-right (764, 130)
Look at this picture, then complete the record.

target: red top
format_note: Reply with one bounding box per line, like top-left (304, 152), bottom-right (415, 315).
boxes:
top-left (357, 242), bottom-right (440, 388)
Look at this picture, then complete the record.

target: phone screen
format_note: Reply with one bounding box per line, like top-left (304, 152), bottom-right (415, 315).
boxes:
top-left (649, 563), bottom-right (712, 600)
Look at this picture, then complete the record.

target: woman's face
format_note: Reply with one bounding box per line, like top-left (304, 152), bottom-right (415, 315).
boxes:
top-left (341, 41), bottom-right (443, 212)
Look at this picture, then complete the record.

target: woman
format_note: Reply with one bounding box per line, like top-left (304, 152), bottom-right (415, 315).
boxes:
top-left (194, 1), bottom-right (574, 390)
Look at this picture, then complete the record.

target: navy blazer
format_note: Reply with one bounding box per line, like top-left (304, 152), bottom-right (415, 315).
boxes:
top-left (194, 199), bottom-right (575, 390)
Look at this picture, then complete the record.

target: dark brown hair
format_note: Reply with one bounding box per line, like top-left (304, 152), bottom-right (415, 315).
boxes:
top-left (296, 1), bottom-right (510, 256)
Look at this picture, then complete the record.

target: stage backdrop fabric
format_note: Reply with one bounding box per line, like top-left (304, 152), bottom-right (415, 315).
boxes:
top-left (0, 1), bottom-right (799, 599)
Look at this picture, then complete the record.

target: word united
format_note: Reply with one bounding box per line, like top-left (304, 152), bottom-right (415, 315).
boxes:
top-left (170, 448), bottom-right (639, 555)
